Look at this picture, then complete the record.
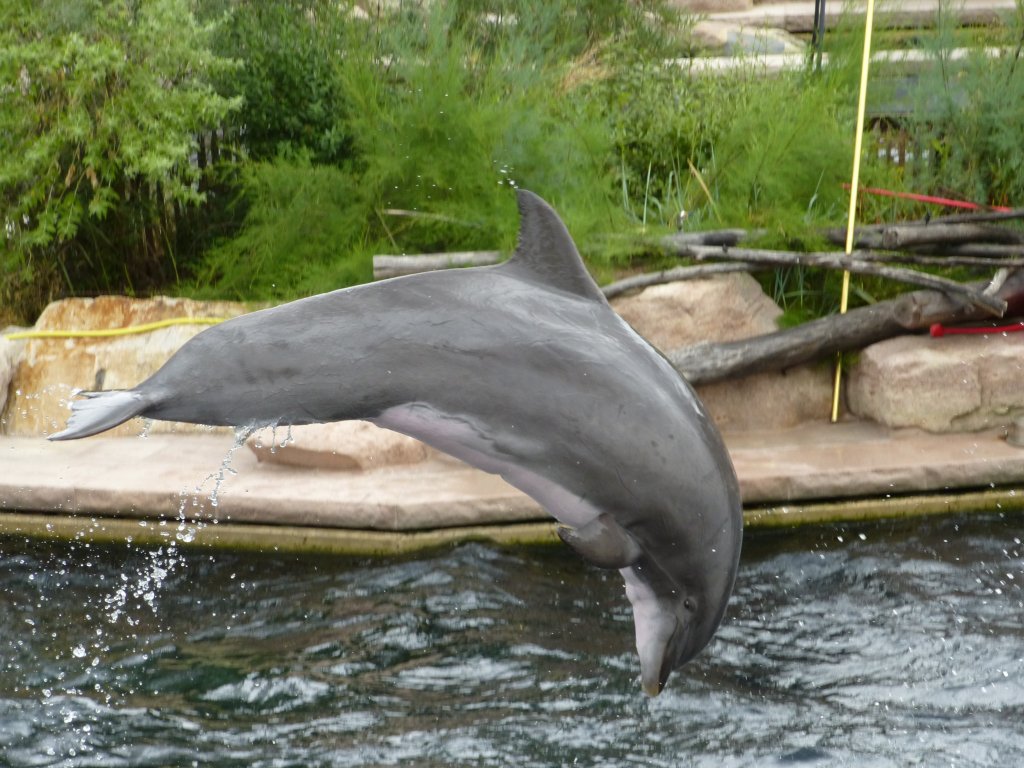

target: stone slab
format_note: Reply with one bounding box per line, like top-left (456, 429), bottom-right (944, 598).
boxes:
top-left (847, 333), bottom-right (1024, 432)
top-left (727, 421), bottom-right (1024, 502)
top-left (0, 434), bottom-right (540, 532)
top-left (704, 0), bottom-right (1017, 33)
top-left (4, 421), bottom-right (1024, 532)
top-left (248, 422), bottom-right (432, 470)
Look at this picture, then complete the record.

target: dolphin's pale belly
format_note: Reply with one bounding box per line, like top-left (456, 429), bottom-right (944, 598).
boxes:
top-left (373, 403), bottom-right (602, 529)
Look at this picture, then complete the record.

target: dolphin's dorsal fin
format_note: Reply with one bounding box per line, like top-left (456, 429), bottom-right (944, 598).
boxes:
top-left (505, 189), bottom-right (607, 303)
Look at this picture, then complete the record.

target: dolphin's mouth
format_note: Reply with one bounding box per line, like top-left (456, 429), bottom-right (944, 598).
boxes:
top-left (640, 616), bottom-right (685, 697)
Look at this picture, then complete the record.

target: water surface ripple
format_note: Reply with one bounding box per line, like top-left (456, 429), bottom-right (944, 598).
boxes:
top-left (1, 513), bottom-right (1022, 766)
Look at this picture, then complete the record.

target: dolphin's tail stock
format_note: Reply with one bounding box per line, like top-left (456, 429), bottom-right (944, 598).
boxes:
top-left (48, 390), bottom-right (149, 441)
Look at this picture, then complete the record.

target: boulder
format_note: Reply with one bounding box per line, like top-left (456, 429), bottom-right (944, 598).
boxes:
top-left (0, 329), bottom-right (27, 424)
top-left (3, 296), bottom-right (249, 437)
top-left (5, 295), bottom-right (436, 470)
top-left (692, 20), bottom-right (804, 56)
top-left (847, 333), bottom-right (1024, 432)
top-left (247, 421), bottom-right (431, 470)
top-left (612, 274), bottom-right (833, 431)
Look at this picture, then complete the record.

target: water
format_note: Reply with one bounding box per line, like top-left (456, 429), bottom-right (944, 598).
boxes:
top-left (1, 513), bottom-right (1022, 767)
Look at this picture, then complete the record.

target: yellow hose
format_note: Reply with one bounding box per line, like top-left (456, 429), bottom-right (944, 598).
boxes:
top-left (4, 316), bottom-right (226, 341)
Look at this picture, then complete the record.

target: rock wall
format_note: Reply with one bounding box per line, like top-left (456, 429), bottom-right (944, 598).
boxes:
top-left (612, 274), bottom-right (833, 431)
top-left (847, 333), bottom-right (1024, 432)
top-left (3, 296), bottom-right (249, 438)
top-left (0, 330), bottom-right (26, 423)
top-left (3, 278), bottom-right (837, 445)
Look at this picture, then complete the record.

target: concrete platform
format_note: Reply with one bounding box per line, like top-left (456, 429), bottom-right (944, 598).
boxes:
top-left (706, 0), bottom-right (1017, 33)
top-left (3, 420), bottom-right (1024, 552)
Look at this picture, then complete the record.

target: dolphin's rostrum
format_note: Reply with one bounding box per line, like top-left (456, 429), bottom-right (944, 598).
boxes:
top-left (51, 190), bottom-right (743, 695)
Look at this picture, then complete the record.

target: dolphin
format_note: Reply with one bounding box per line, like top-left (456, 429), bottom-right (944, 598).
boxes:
top-left (50, 190), bottom-right (742, 695)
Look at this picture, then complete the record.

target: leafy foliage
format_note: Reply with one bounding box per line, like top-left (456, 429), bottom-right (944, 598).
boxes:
top-left (193, 155), bottom-right (370, 301)
top-left (205, 0), bottom-right (353, 164)
top-left (191, 0), bottom-right (625, 300)
top-left (4, 0), bottom-right (1023, 326)
top-left (901, 0), bottom-right (1024, 208)
top-left (0, 0), bottom-right (239, 322)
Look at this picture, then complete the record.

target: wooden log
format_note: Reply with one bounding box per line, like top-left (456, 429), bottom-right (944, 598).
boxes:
top-left (912, 243), bottom-right (1024, 259)
top-left (667, 270), bottom-right (1024, 385)
top-left (827, 220), bottom-right (1024, 249)
top-left (929, 207), bottom-right (1024, 225)
top-left (373, 251), bottom-right (503, 280)
top-left (880, 222), bottom-right (1024, 250)
top-left (660, 229), bottom-right (756, 248)
top-left (678, 244), bottom-right (1007, 316)
top-left (602, 263), bottom-right (761, 300)
top-left (848, 248), bottom-right (1024, 268)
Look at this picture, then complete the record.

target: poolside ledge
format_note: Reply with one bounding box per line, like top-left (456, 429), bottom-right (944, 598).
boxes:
top-left (3, 420), bottom-right (1024, 553)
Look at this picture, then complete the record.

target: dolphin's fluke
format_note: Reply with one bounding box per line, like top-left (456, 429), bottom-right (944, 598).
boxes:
top-left (48, 390), bottom-right (149, 441)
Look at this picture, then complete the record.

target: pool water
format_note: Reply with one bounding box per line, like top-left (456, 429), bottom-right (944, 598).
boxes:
top-left (2, 512), bottom-right (1022, 767)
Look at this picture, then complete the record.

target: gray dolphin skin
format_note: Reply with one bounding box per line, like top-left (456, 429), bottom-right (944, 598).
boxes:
top-left (50, 189), bottom-right (743, 695)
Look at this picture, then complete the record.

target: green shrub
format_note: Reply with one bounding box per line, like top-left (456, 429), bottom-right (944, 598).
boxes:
top-left (901, 1), bottom-right (1024, 209)
top-left (192, 155), bottom-right (371, 301)
top-left (206, 0), bottom-right (353, 164)
top-left (0, 0), bottom-right (239, 323)
top-left (191, 0), bottom-right (628, 300)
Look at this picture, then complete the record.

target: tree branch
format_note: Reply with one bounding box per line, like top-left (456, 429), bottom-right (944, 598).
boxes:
top-left (677, 244), bottom-right (1007, 316)
top-left (602, 262), bottom-right (761, 300)
top-left (667, 271), bottom-right (1024, 385)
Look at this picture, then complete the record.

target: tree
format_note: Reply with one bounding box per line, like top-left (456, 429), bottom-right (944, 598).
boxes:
top-left (0, 0), bottom-right (239, 323)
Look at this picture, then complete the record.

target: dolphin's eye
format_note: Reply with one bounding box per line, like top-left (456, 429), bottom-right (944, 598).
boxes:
top-left (683, 598), bottom-right (697, 612)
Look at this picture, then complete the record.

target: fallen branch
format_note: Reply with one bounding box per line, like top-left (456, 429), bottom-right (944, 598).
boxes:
top-left (928, 207), bottom-right (1024, 226)
top-left (826, 221), bottom-right (1024, 249)
top-left (667, 270), bottom-right (1024, 385)
top-left (678, 244), bottom-right (1007, 316)
top-left (914, 243), bottom-right (1024, 258)
top-left (602, 263), bottom-right (760, 300)
top-left (843, 249), bottom-right (1024, 268)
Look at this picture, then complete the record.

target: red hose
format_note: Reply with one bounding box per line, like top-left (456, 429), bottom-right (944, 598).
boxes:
top-left (842, 184), bottom-right (1013, 212)
top-left (930, 322), bottom-right (1024, 337)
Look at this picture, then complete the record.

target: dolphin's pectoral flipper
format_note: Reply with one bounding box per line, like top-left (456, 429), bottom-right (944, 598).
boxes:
top-left (557, 513), bottom-right (643, 569)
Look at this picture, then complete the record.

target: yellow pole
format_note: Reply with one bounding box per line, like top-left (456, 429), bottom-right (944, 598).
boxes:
top-left (831, 0), bottom-right (876, 423)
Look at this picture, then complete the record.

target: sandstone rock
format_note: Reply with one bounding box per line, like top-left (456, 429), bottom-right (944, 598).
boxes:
top-left (3, 296), bottom-right (249, 437)
top-left (848, 333), bottom-right (1024, 432)
top-left (612, 274), bottom-right (833, 430)
top-left (248, 421), bottom-right (431, 470)
top-left (613, 274), bottom-right (780, 348)
top-left (0, 329), bottom-right (27, 425)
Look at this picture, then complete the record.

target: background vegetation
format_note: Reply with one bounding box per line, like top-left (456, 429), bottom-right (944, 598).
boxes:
top-left (2, 0), bottom-right (1022, 325)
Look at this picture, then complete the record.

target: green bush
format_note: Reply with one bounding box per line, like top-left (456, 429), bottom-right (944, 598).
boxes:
top-left (901, 2), bottom-right (1024, 209)
top-left (0, 0), bottom-right (239, 323)
top-left (6, 0), bottom-right (1021, 327)
top-left (192, 155), bottom-right (371, 302)
top-left (206, 0), bottom-right (353, 164)
top-left (189, 0), bottom-right (628, 301)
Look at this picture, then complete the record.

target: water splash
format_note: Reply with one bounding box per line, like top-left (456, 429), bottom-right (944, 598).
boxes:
top-left (204, 424), bottom-right (254, 509)
top-left (101, 424), bottom-right (255, 628)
